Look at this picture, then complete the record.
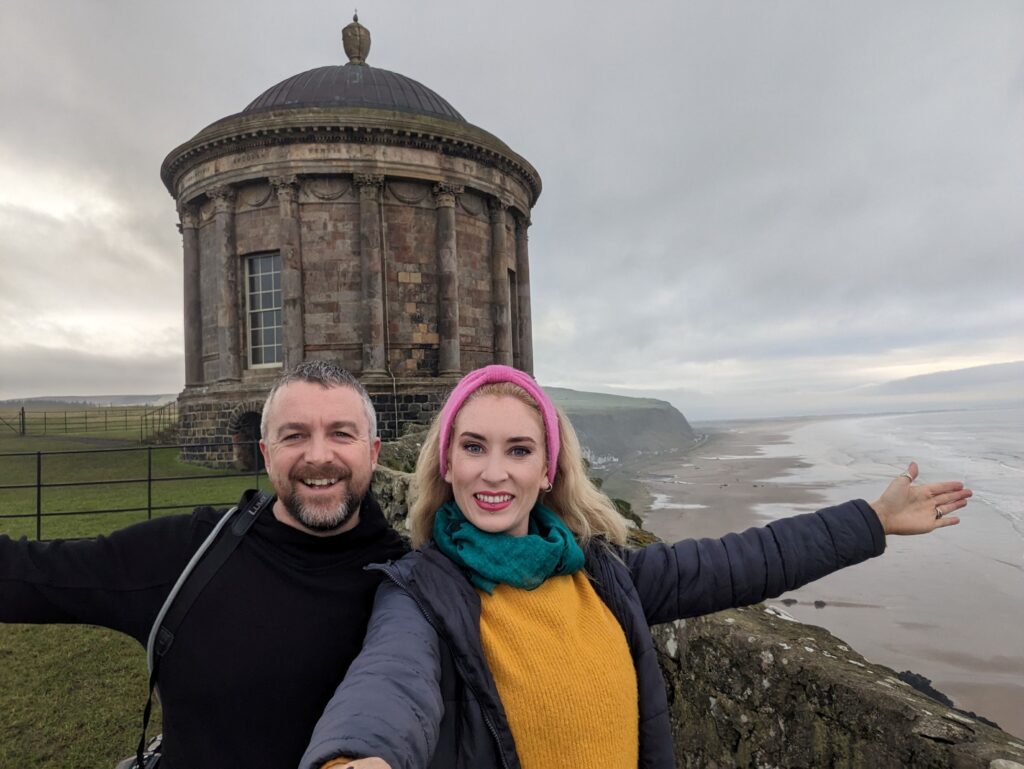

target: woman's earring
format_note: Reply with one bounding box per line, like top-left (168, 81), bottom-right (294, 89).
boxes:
top-left (542, 481), bottom-right (553, 493)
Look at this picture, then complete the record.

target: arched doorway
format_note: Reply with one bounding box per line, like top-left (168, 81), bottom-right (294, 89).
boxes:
top-left (227, 403), bottom-right (266, 471)
top-left (234, 412), bottom-right (264, 471)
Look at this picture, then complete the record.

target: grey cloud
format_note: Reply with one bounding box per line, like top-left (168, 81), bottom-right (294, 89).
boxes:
top-left (0, 344), bottom-right (183, 401)
top-left (1, 0), bottom-right (1021, 415)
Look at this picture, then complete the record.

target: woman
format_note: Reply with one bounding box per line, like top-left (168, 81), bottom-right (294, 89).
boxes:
top-left (300, 365), bottom-right (970, 769)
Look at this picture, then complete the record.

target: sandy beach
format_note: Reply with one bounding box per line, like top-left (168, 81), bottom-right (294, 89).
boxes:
top-left (631, 416), bottom-right (1024, 739)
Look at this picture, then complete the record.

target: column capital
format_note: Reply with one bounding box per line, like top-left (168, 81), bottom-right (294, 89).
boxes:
top-left (208, 185), bottom-right (236, 213)
top-left (432, 182), bottom-right (463, 209)
top-left (488, 196), bottom-right (511, 221)
top-left (514, 214), bottom-right (532, 235)
top-left (353, 173), bottom-right (385, 197)
top-left (269, 175), bottom-right (300, 202)
top-left (177, 202), bottom-right (199, 232)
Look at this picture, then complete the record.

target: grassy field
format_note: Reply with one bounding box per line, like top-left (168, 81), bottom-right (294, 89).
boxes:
top-left (0, 431), bottom-right (268, 767)
top-left (0, 433), bottom-right (266, 540)
top-left (0, 403), bottom-right (177, 443)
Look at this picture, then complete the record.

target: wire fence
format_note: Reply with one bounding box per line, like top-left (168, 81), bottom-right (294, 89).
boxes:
top-left (0, 441), bottom-right (266, 540)
top-left (0, 402), bottom-right (179, 442)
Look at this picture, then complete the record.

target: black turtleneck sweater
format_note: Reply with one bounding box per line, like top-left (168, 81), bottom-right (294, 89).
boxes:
top-left (0, 489), bottom-right (408, 768)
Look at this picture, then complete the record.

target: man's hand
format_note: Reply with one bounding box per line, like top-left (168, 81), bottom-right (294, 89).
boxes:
top-left (870, 462), bottom-right (972, 535)
top-left (328, 759), bottom-right (392, 769)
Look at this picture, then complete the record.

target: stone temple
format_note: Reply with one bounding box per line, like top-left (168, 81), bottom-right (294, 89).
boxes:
top-left (161, 17), bottom-right (541, 467)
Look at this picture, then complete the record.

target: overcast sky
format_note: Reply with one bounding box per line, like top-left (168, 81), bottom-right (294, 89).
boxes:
top-left (1, 1), bottom-right (1021, 418)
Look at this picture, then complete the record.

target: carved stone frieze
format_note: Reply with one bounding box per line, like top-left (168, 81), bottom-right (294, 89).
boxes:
top-left (456, 191), bottom-right (486, 218)
top-left (241, 183), bottom-right (274, 208)
top-left (304, 177), bottom-right (352, 201)
top-left (386, 180), bottom-right (431, 205)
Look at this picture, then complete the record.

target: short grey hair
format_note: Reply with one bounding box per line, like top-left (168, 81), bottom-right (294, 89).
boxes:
top-left (260, 360), bottom-right (377, 440)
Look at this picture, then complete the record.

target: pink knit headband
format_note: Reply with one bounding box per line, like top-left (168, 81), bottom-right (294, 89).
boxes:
top-left (438, 365), bottom-right (560, 485)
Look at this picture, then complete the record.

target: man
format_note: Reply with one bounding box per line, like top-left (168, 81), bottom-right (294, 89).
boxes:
top-left (0, 360), bottom-right (408, 768)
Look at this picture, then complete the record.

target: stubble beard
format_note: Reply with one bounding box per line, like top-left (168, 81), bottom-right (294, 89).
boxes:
top-left (282, 466), bottom-right (368, 533)
top-left (284, 487), bottom-right (363, 532)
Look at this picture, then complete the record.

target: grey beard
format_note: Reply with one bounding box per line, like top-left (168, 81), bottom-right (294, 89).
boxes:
top-left (284, 487), bottom-right (362, 532)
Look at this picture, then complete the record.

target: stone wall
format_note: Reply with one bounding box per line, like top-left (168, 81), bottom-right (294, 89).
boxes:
top-left (369, 467), bottom-right (1024, 769)
top-left (177, 380), bottom-right (275, 467)
top-left (365, 384), bottom-right (448, 443)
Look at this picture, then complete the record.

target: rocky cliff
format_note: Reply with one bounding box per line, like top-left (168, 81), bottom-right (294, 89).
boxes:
top-left (546, 387), bottom-right (700, 467)
top-left (370, 467), bottom-right (1024, 768)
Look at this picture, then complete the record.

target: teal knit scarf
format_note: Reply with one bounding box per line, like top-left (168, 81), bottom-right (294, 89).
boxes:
top-left (432, 500), bottom-right (585, 595)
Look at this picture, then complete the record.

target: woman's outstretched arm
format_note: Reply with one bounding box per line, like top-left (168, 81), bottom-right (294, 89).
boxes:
top-left (300, 581), bottom-right (443, 769)
top-left (622, 463), bottom-right (970, 625)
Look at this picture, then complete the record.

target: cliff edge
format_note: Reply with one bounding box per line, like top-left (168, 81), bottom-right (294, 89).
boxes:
top-left (546, 387), bottom-right (700, 467)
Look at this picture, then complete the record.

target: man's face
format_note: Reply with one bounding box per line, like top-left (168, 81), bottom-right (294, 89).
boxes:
top-left (259, 381), bottom-right (380, 536)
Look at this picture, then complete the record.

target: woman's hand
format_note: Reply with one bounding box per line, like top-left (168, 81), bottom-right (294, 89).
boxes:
top-left (870, 462), bottom-right (972, 535)
top-left (329, 760), bottom-right (393, 769)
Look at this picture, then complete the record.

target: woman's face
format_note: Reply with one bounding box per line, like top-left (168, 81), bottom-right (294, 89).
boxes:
top-left (444, 394), bottom-right (549, 537)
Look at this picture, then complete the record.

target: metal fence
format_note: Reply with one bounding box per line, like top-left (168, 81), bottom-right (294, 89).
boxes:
top-left (0, 441), bottom-right (265, 540)
top-left (0, 401), bottom-right (179, 441)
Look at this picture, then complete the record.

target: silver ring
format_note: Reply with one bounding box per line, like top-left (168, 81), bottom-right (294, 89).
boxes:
top-left (934, 505), bottom-right (943, 520)
top-left (899, 471), bottom-right (914, 481)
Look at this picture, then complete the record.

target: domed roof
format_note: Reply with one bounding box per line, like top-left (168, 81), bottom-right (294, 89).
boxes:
top-left (243, 64), bottom-right (465, 122)
top-left (242, 15), bottom-right (464, 123)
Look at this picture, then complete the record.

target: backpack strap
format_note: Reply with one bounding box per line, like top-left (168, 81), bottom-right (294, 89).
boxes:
top-left (135, 491), bottom-right (273, 767)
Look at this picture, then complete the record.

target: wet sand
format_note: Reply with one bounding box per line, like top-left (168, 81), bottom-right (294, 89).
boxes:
top-left (633, 419), bottom-right (1024, 739)
top-left (636, 419), bottom-right (833, 540)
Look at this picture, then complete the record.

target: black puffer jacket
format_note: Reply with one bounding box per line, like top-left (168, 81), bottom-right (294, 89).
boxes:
top-left (300, 500), bottom-right (885, 769)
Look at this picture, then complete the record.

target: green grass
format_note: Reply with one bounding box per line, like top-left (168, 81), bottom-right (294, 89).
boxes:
top-left (0, 433), bottom-right (267, 767)
top-left (0, 624), bottom-right (157, 768)
top-left (0, 434), bottom-right (267, 540)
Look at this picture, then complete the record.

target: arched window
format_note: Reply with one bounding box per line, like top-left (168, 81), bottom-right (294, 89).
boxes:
top-left (246, 252), bottom-right (283, 367)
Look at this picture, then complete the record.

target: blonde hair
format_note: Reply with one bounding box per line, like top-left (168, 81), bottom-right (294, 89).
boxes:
top-left (409, 382), bottom-right (628, 548)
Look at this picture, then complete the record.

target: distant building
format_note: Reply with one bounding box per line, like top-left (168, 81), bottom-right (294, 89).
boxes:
top-left (161, 17), bottom-right (541, 466)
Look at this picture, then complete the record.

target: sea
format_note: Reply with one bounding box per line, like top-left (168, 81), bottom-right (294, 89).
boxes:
top-left (657, 406), bottom-right (1024, 737)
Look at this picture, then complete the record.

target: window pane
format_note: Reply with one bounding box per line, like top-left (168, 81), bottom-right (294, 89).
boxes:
top-left (246, 251), bottom-right (283, 367)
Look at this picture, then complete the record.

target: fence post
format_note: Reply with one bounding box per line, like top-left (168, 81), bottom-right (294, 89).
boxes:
top-left (64, 411), bottom-right (68, 434)
top-left (43, 411), bottom-right (47, 435)
top-left (19, 407), bottom-right (25, 436)
top-left (147, 445), bottom-right (153, 520)
top-left (36, 451), bottom-right (42, 541)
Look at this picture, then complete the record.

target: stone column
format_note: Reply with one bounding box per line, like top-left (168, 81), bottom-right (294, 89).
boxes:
top-left (209, 185), bottom-right (240, 381)
top-left (434, 182), bottom-right (463, 375)
top-left (489, 198), bottom-right (513, 366)
top-left (270, 175), bottom-right (305, 369)
top-left (178, 203), bottom-right (203, 385)
top-left (355, 174), bottom-right (387, 374)
top-left (514, 214), bottom-right (534, 375)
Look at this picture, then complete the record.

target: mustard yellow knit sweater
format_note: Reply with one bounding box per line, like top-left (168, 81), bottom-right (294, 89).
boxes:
top-left (322, 571), bottom-right (638, 769)
top-left (479, 570), bottom-right (639, 769)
